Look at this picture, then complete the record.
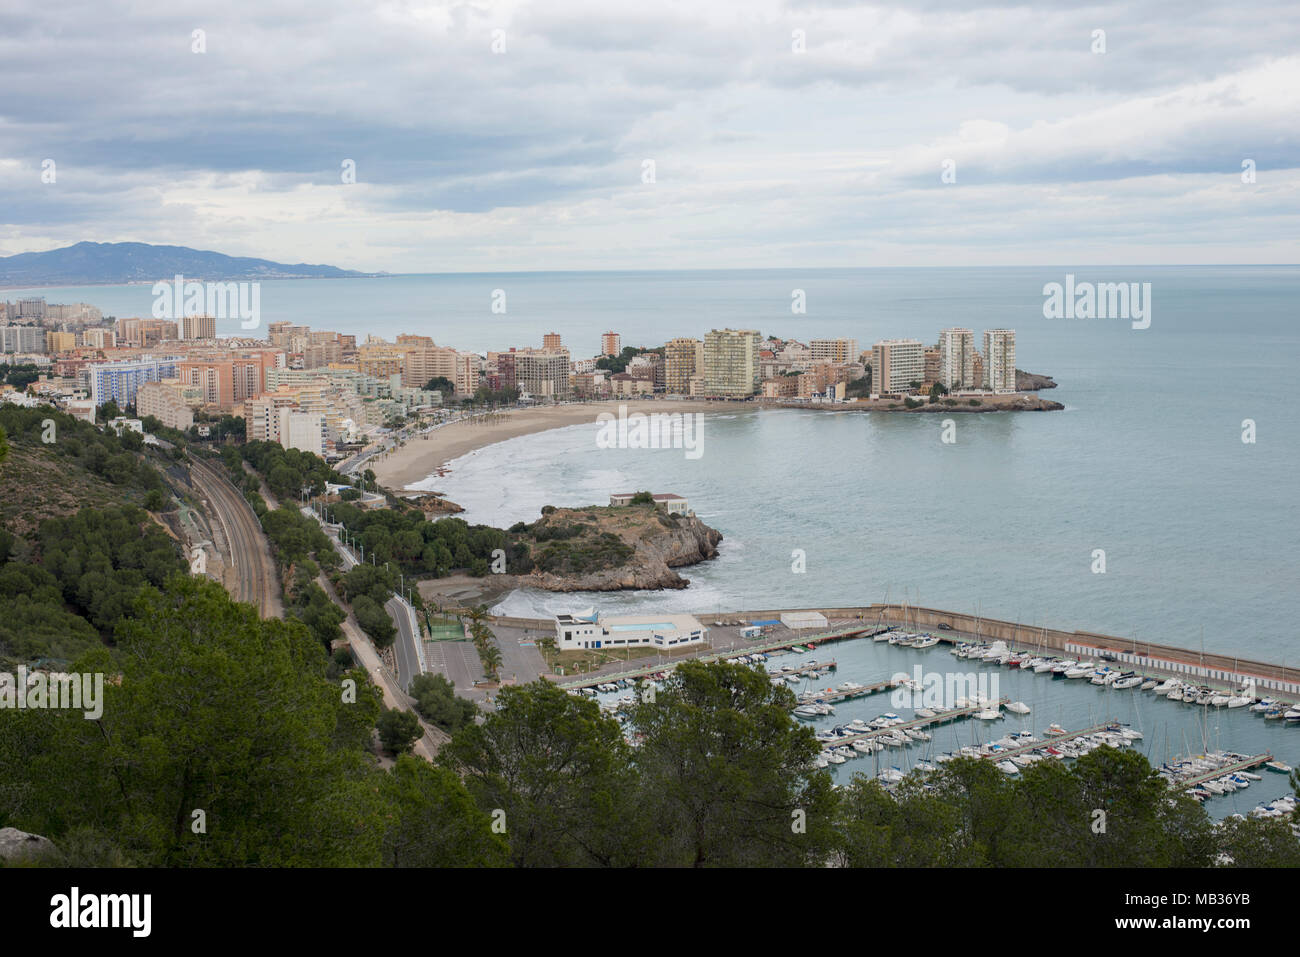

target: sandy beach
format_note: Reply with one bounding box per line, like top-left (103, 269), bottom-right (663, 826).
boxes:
top-left (371, 399), bottom-right (747, 490)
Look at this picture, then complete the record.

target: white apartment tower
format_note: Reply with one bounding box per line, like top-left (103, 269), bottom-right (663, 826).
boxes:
top-left (938, 328), bottom-right (976, 390)
top-left (982, 329), bottom-right (1016, 393)
top-left (870, 339), bottom-right (925, 395)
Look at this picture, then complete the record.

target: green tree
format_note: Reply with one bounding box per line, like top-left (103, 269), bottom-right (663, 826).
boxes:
top-left (377, 708), bottom-right (423, 754)
top-left (381, 755), bottom-right (509, 867)
top-left (630, 659), bottom-right (839, 867)
top-left (409, 673), bottom-right (478, 733)
top-left (441, 680), bottom-right (643, 867)
top-left (0, 576), bottom-right (389, 866)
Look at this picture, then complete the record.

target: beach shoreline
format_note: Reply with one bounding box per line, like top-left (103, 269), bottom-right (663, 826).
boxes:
top-left (370, 399), bottom-right (750, 490)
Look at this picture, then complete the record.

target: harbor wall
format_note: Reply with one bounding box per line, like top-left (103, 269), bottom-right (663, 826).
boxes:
top-left (484, 605), bottom-right (1300, 697)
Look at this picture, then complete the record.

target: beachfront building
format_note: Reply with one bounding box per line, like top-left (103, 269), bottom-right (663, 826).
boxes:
top-left (515, 349), bottom-right (571, 401)
top-left (664, 337), bottom-right (702, 394)
top-left (870, 338), bottom-right (924, 396)
top-left (702, 328), bottom-right (761, 397)
top-left (938, 328), bottom-right (976, 390)
top-left (810, 338), bottom-right (859, 365)
top-left (983, 329), bottom-right (1016, 392)
top-left (554, 610), bottom-right (708, 651)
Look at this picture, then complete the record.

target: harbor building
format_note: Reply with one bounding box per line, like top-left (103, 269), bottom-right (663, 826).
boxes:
top-left (983, 329), bottom-right (1016, 393)
top-left (870, 338), bottom-right (925, 396)
top-left (554, 610), bottom-right (708, 651)
top-left (702, 328), bottom-right (761, 397)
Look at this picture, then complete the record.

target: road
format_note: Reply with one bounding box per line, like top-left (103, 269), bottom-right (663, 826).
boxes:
top-left (304, 506), bottom-right (425, 693)
top-left (190, 456), bottom-right (281, 618)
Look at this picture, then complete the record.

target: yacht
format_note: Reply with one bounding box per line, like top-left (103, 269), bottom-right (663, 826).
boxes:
top-left (1005, 701), bottom-right (1031, 715)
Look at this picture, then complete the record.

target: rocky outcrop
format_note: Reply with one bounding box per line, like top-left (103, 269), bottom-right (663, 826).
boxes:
top-left (0, 827), bottom-right (57, 863)
top-left (507, 504), bottom-right (722, 592)
top-left (406, 492), bottom-right (465, 515)
top-left (1015, 370), bottom-right (1057, 391)
top-left (903, 395), bottom-right (1064, 413)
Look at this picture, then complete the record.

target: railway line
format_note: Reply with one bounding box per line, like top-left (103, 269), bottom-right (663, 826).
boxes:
top-left (189, 456), bottom-right (281, 618)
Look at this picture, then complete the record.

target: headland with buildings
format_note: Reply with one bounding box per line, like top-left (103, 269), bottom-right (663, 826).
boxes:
top-left (1, 294), bottom-right (1058, 480)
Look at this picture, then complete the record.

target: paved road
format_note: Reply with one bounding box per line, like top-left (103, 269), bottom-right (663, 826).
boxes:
top-left (304, 506), bottom-right (426, 693)
top-left (190, 457), bottom-right (281, 618)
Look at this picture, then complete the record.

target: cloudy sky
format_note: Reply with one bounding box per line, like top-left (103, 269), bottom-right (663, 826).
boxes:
top-left (1, 0), bottom-right (1297, 271)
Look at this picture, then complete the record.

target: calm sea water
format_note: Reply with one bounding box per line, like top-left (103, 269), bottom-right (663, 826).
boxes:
top-left (13, 267), bottom-right (1300, 663)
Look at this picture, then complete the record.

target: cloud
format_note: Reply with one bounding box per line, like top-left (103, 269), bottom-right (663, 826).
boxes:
top-left (0, 0), bottom-right (1296, 269)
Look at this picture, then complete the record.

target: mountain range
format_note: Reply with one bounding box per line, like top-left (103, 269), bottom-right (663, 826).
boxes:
top-left (0, 241), bottom-right (378, 286)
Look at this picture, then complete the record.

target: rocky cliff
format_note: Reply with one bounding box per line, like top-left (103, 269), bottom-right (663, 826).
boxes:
top-left (507, 504), bottom-right (722, 592)
top-left (1015, 370), bottom-right (1058, 391)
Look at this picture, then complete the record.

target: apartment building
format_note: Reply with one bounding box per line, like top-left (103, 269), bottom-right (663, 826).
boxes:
top-left (515, 350), bottom-right (570, 400)
top-left (810, 338), bottom-right (859, 365)
top-left (136, 379), bottom-right (197, 431)
top-left (665, 337), bottom-right (702, 394)
top-left (402, 344), bottom-right (460, 389)
top-left (983, 329), bottom-right (1016, 392)
top-left (870, 339), bottom-right (925, 396)
top-left (938, 328), bottom-right (977, 390)
top-left (87, 357), bottom-right (180, 407)
top-left (45, 331), bottom-right (76, 353)
top-left (702, 328), bottom-right (761, 397)
top-left (180, 314), bottom-right (216, 340)
top-left (601, 331), bottom-right (621, 357)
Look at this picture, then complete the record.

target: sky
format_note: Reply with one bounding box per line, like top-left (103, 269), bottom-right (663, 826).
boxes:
top-left (0, 0), bottom-right (1297, 272)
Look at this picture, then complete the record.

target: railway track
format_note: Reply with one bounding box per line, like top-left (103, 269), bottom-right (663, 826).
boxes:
top-left (190, 457), bottom-right (280, 618)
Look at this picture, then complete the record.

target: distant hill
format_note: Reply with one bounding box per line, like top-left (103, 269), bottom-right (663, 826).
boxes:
top-left (0, 241), bottom-right (379, 286)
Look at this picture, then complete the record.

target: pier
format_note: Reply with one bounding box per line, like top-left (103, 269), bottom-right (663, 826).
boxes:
top-left (796, 678), bottom-right (893, 706)
top-left (1172, 752), bottom-right (1273, 791)
top-left (977, 720), bottom-right (1121, 762)
top-left (820, 699), bottom-right (1008, 749)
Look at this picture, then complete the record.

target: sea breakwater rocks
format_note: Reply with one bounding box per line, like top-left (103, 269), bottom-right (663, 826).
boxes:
top-left (903, 395), bottom-right (1064, 413)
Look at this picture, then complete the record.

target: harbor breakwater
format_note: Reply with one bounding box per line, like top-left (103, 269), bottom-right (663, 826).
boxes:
top-left (486, 603), bottom-right (1300, 698)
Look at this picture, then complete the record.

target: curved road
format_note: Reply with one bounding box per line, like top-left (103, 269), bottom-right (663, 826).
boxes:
top-left (190, 457), bottom-right (281, 618)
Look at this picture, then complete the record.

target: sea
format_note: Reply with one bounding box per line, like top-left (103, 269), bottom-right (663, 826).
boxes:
top-left (12, 266), bottom-right (1299, 663)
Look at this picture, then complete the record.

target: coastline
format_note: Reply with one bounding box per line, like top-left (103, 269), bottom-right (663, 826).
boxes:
top-left (370, 399), bottom-right (749, 490)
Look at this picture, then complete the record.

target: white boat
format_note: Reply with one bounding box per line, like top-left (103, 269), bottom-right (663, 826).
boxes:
top-left (996, 760), bottom-right (1020, 775)
top-left (1033, 660), bottom-right (1056, 674)
top-left (1226, 695), bottom-right (1252, 708)
top-left (1265, 761), bottom-right (1292, 774)
top-left (1005, 701), bottom-right (1031, 715)
top-left (877, 768), bottom-right (905, 785)
top-left (912, 635), bottom-right (940, 649)
top-left (1065, 663), bottom-right (1096, 679)
top-left (1112, 675), bottom-right (1144, 690)
top-left (974, 708), bottom-right (1002, 720)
